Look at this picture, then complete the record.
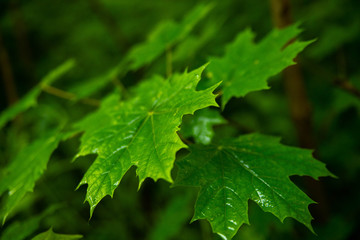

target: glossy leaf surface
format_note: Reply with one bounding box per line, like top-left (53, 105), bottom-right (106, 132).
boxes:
top-left (181, 108), bottom-right (226, 144)
top-left (175, 133), bottom-right (333, 239)
top-left (75, 65), bottom-right (219, 215)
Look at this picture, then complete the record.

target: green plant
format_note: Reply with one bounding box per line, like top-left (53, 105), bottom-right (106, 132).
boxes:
top-left (1, 1), bottom-right (359, 239)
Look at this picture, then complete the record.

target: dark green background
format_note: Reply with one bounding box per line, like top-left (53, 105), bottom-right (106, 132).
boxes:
top-left (0, 0), bottom-right (359, 239)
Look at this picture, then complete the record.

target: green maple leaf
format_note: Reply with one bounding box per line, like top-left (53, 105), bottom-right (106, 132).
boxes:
top-left (0, 59), bottom-right (75, 129)
top-left (175, 133), bottom-right (334, 240)
top-left (75, 65), bottom-right (219, 216)
top-left (127, 3), bottom-right (213, 70)
top-left (181, 108), bottom-right (226, 145)
top-left (31, 228), bottom-right (82, 240)
top-left (207, 24), bottom-right (314, 108)
top-left (0, 130), bottom-right (63, 222)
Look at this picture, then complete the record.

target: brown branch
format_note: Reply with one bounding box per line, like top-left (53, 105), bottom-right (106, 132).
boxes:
top-left (270, 0), bottom-right (314, 148)
top-left (300, 58), bottom-right (359, 99)
top-left (0, 32), bottom-right (18, 105)
top-left (270, 0), bottom-right (293, 28)
top-left (334, 78), bottom-right (360, 99)
top-left (269, 0), bottom-right (330, 223)
top-left (41, 85), bottom-right (100, 107)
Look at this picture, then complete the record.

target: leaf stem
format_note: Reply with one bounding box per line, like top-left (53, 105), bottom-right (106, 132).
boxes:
top-left (215, 90), bottom-right (223, 98)
top-left (334, 78), bottom-right (360, 99)
top-left (41, 85), bottom-right (100, 106)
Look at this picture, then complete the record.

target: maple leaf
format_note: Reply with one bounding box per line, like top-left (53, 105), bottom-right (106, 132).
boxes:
top-left (206, 24), bottom-right (314, 108)
top-left (175, 133), bottom-right (334, 240)
top-left (75, 65), bottom-right (219, 216)
top-left (0, 130), bottom-right (63, 222)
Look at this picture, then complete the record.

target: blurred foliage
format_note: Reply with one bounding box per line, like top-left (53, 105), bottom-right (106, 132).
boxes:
top-left (0, 0), bottom-right (359, 239)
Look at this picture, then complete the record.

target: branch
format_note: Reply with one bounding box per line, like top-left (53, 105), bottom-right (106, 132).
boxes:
top-left (334, 78), bottom-right (360, 99)
top-left (269, 0), bottom-right (330, 223)
top-left (41, 85), bottom-right (100, 107)
top-left (0, 32), bottom-right (18, 105)
top-left (270, 0), bottom-right (314, 148)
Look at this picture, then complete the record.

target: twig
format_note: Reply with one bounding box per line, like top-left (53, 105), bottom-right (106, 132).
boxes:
top-left (334, 78), bottom-right (360, 99)
top-left (270, 0), bottom-right (314, 148)
top-left (41, 85), bottom-right (100, 107)
top-left (41, 85), bottom-right (76, 101)
top-left (301, 58), bottom-right (360, 99)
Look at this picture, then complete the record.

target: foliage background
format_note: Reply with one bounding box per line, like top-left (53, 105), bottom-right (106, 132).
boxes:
top-left (0, 0), bottom-right (359, 239)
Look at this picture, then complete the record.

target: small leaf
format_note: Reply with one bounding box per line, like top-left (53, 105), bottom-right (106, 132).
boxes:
top-left (207, 24), bottom-right (313, 108)
top-left (75, 65), bottom-right (219, 216)
top-left (31, 228), bottom-right (82, 240)
top-left (127, 3), bottom-right (213, 70)
top-left (181, 108), bottom-right (226, 144)
top-left (175, 133), bottom-right (334, 239)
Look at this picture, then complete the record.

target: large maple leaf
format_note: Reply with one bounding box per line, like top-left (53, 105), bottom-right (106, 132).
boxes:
top-left (175, 133), bottom-right (334, 239)
top-left (75, 65), bottom-right (219, 215)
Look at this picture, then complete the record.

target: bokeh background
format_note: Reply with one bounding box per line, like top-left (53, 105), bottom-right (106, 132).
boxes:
top-left (0, 0), bottom-right (359, 239)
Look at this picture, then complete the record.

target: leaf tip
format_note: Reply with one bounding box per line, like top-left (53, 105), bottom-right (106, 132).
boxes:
top-left (88, 203), bottom-right (97, 220)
